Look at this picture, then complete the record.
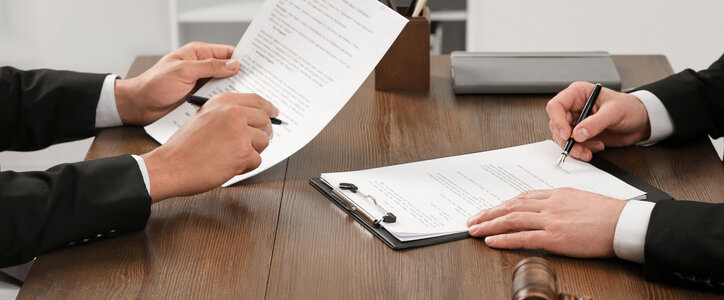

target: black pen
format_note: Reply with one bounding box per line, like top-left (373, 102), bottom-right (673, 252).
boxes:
top-left (405, 0), bottom-right (419, 16)
top-left (557, 83), bottom-right (602, 166)
top-left (186, 95), bottom-right (285, 125)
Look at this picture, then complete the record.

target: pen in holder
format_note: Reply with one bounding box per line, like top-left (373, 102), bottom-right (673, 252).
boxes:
top-left (375, 6), bottom-right (430, 91)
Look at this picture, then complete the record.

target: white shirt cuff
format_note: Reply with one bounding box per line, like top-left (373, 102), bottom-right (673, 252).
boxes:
top-left (631, 90), bottom-right (675, 147)
top-left (95, 74), bottom-right (123, 128)
top-left (131, 155), bottom-right (151, 196)
top-left (613, 200), bottom-right (656, 263)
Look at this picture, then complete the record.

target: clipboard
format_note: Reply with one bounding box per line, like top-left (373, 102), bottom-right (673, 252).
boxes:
top-left (309, 156), bottom-right (673, 250)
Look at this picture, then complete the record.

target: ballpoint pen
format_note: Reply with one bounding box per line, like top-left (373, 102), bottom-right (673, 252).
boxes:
top-left (557, 83), bottom-right (602, 166)
top-left (186, 95), bottom-right (285, 125)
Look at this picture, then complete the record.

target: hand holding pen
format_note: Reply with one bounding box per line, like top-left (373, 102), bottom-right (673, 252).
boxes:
top-left (547, 82), bottom-right (654, 164)
top-left (187, 95), bottom-right (286, 125)
top-left (557, 83), bottom-right (602, 165)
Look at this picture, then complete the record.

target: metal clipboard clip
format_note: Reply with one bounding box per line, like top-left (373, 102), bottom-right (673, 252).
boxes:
top-left (327, 182), bottom-right (397, 227)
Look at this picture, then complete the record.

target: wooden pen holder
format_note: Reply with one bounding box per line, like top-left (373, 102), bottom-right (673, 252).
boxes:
top-left (375, 6), bottom-right (430, 91)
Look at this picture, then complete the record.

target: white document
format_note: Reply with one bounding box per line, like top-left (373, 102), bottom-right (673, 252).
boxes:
top-left (321, 141), bottom-right (647, 242)
top-left (145, 0), bottom-right (408, 186)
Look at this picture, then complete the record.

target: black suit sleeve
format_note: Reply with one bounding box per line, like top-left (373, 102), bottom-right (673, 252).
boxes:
top-left (0, 66), bottom-right (107, 151)
top-left (635, 54), bottom-right (724, 290)
top-left (0, 155), bottom-right (151, 268)
top-left (639, 55), bottom-right (724, 291)
top-left (644, 200), bottom-right (724, 290)
top-left (636, 53), bottom-right (724, 144)
top-left (0, 67), bottom-right (151, 268)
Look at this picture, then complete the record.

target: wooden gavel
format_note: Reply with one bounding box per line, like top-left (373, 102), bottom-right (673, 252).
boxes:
top-left (512, 257), bottom-right (592, 300)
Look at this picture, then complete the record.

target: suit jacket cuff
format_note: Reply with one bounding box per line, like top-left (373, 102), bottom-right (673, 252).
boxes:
top-left (0, 155), bottom-right (151, 267)
top-left (644, 200), bottom-right (724, 288)
top-left (636, 70), bottom-right (715, 144)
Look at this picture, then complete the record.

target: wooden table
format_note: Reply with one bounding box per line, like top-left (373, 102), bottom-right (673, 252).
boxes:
top-left (18, 55), bottom-right (724, 299)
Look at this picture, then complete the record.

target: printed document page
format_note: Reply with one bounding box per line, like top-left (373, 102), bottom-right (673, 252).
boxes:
top-left (321, 140), bottom-right (646, 242)
top-left (145, 0), bottom-right (407, 186)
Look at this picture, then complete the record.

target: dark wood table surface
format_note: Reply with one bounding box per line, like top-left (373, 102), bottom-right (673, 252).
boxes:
top-left (18, 55), bottom-right (724, 299)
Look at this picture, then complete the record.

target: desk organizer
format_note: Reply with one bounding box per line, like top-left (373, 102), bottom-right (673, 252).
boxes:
top-left (375, 6), bottom-right (430, 91)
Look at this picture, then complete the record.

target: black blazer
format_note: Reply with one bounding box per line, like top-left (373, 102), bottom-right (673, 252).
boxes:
top-left (636, 53), bottom-right (724, 290)
top-left (0, 67), bottom-right (151, 268)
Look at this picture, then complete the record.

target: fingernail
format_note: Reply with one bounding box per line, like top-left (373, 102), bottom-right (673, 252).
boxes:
top-left (273, 106), bottom-right (280, 117)
top-left (558, 129), bottom-right (567, 140)
top-left (466, 216), bottom-right (476, 227)
top-left (484, 236), bottom-right (496, 244)
top-left (469, 224), bottom-right (480, 236)
top-left (225, 59), bottom-right (239, 71)
top-left (576, 128), bottom-right (590, 141)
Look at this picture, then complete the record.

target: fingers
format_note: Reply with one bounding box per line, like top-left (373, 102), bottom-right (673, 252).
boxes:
top-left (240, 152), bottom-right (263, 175)
top-left (518, 190), bottom-right (553, 199)
top-left (231, 93), bottom-right (280, 118)
top-left (466, 194), bottom-right (549, 227)
top-left (547, 102), bottom-right (572, 141)
top-left (558, 140), bottom-right (605, 162)
top-left (571, 103), bottom-right (622, 143)
top-left (242, 107), bottom-right (274, 138)
top-left (182, 58), bottom-right (240, 80)
top-left (484, 230), bottom-right (547, 250)
top-left (546, 82), bottom-right (595, 140)
top-left (206, 94), bottom-right (279, 137)
top-left (181, 42), bottom-right (235, 60)
top-left (468, 212), bottom-right (543, 237)
top-left (249, 128), bottom-right (270, 153)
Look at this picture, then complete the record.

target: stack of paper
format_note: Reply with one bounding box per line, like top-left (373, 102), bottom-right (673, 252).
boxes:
top-left (321, 141), bottom-right (646, 242)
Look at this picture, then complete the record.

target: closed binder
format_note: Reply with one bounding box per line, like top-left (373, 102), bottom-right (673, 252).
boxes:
top-left (451, 51), bottom-right (622, 94)
top-left (310, 156), bottom-right (672, 250)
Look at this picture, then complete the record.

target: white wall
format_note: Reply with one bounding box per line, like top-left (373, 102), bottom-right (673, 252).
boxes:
top-left (0, 0), bottom-right (172, 75)
top-left (468, 0), bottom-right (724, 72)
top-left (0, 0), bottom-right (172, 170)
top-left (2, 1), bottom-right (724, 170)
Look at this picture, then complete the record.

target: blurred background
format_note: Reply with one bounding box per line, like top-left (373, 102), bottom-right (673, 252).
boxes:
top-left (1, 0), bottom-right (724, 172)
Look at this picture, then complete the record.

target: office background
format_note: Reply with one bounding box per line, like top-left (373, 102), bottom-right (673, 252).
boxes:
top-left (1, 0), bottom-right (723, 172)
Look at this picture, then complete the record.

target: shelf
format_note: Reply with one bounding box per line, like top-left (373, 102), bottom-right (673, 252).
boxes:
top-left (177, 1), bottom-right (264, 23)
top-left (429, 10), bottom-right (467, 22)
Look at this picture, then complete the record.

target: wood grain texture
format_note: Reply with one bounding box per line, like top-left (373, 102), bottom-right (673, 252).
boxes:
top-left (17, 55), bottom-right (724, 299)
top-left (18, 56), bottom-right (287, 300)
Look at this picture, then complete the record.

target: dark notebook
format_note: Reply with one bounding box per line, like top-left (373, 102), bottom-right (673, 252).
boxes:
top-left (451, 51), bottom-right (622, 94)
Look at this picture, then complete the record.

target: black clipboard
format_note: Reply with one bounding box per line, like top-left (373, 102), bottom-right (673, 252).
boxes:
top-left (309, 156), bottom-right (673, 250)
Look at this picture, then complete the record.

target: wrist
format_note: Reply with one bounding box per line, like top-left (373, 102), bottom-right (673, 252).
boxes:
top-left (627, 93), bottom-right (652, 141)
top-left (141, 147), bottom-right (177, 202)
top-left (114, 78), bottom-right (143, 125)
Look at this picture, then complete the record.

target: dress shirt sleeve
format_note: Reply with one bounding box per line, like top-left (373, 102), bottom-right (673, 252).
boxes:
top-left (631, 90), bottom-right (675, 146)
top-left (97, 76), bottom-right (151, 194)
top-left (131, 155), bottom-right (151, 195)
top-left (613, 200), bottom-right (656, 263)
top-left (95, 74), bottom-right (123, 128)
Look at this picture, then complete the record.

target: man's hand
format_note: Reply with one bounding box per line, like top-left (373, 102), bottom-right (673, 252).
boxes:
top-left (466, 188), bottom-right (627, 258)
top-left (140, 93), bottom-right (279, 202)
top-left (115, 42), bottom-right (241, 126)
top-left (547, 82), bottom-right (652, 161)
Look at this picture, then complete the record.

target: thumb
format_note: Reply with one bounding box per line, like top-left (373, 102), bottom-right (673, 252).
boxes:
top-left (182, 58), bottom-right (240, 79)
top-left (572, 104), bottom-right (620, 142)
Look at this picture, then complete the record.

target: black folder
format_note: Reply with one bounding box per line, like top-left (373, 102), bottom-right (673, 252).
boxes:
top-left (309, 156), bottom-right (673, 250)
